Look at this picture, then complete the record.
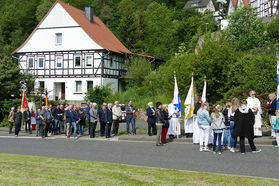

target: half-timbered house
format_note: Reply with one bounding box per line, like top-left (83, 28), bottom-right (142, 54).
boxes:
top-left (12, 0), bottom-right (136, 105)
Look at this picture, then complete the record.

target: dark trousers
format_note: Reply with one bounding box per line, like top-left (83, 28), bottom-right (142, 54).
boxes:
top-left (24, 120), bottom-right (31, 132)
top-left (90, 121), bottom-right (97, 138)
top-left (148, 121), bottom-right (157, 136)
top-left (105, 122), bottom-right (112, 138)
top-left (15, 123), bottom-right (21, 136)
top-left (45, 121), bottom-right (51, 136)
top-left (40, 122), bottom-right (46, 137)
top-left (9, 122), bottom-right (14, 134)
top-left (239, 136), bottom-right (256, 153)
top-left (213, 132), bottom-right (223, 152)
top-left (112, 119), bottom-right (120, 135)
top-left (100, 121), bottom-right (106, 136)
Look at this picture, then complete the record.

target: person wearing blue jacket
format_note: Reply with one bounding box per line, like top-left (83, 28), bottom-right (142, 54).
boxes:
top-left (71, 105), bottom-right (80, 139)
top-left (105, 103), bottom-right (113, 138)
top-left (197, 102), bottom-right (211, 152)
top-left (146, 102), bottom-right (157, 136)
top-left (98, 103), bottom-right (107, 137)
top-left (23, 108), bottom-right (31, 134)
top-left (65, 105), bottom-right (73, 138)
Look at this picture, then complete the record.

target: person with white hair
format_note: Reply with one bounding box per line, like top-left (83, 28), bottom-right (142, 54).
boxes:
top-left (146, 102), bottom-right (157, 136)
top-left (112, 101), bottom-right (122, 136)
top-left (246, 90), bottom-right (263, 136)
top-left (8, 107), bottom-right (15, 134)
top-left (89, 103), bottom-right (98, 138)
top-left (105, 103), bottom-right (113, 138)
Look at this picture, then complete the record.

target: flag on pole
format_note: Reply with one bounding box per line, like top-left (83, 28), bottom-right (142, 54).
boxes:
top-left (277, 58), bottom-right (279, 109)
top-left (184, 75), bottom-right (195, 133)
top-left (45, 90), bottom-right (49, 107)
top-left (173, 74), bottom-right (182, 114)
top-left (201, 79), bottom-right (206, 104)
top-left (21, 90), bottom-right (29, 112)
top-left (184, 76), bottom-right (195, 119)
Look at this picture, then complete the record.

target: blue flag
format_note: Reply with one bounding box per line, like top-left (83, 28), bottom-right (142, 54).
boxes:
top-left (173, 75), bottom-right (182, 116)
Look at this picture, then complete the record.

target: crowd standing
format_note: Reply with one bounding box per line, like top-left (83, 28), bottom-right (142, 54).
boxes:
top-left (6, 90), bottom-right (279, 152)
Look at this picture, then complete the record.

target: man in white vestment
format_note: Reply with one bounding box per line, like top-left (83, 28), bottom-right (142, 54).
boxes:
top-left (168, 101), bottom-right (181, 138)
top-left (247, 90), bottom-right (263, 136)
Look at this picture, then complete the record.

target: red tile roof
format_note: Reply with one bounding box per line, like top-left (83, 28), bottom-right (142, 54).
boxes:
top-left (12, 0), bottom-right (132, 55)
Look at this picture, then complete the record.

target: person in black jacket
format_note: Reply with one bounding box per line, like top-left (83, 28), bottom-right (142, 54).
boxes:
top-left (155, 102), bottom-right (166, 146)
top-left (14, 107), bottom-right (22, 137)
top-left (268, 93), bottom-right (276, 137)
top-left (98, 103), bottom-right (107, 137)
top-left (105, 103), bottom-right (113, 138)
top-left (161, 104), bottom-right (171, 144)
top-left (146, 102), bottom-right (157, 136)
top-left (232, 100), bottom-right (261, 154)
top-left (78, 108), bottom-right (86, 136)
top-left (222, 101), bottom-right (231, 149)
top-left (23, 108), bottom-right (31, 134)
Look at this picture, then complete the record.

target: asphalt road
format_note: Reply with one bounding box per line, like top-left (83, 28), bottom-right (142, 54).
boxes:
top-left (0, 133), bottom-right (278, 179)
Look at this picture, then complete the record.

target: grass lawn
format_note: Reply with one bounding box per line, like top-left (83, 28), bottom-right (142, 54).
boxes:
top-left (0, 153), bottom-right (278, 185)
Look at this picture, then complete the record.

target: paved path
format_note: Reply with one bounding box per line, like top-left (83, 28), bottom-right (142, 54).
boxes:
top-left (0, 133), bottom-right (278, 179)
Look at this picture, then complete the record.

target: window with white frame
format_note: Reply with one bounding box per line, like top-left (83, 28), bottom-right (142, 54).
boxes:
top-left (38, 57), bottom-right (44, 68)
top-left (75, 81), bottom-right (82, 92)
top-left (55, 33), bottom-right (62, 45)
top-left (56, 56), bottom-right (62, 68)
top-left (86, 55), bottom-right (93, 67)
top-left (74, 56), bottom-right (81, 67)
top-left (28, 57), bottom-right (34, 68)
top-left (87, 81), bottom-right (93, 91)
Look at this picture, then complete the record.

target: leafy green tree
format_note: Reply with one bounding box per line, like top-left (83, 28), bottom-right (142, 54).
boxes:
top-left (84, 85), bottom-right (112, 106)
top-left (144, 2), bottom-right (174, 60)
top-left (125, 57), bottom-right (152, 87)
top-left (225, 7), bottom-right (266, 51)
top-left (267, 16), bottom-right (279, 43)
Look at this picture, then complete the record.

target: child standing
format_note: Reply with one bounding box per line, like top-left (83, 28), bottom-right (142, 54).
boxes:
top-left (211, 106), bottom-right (226, 154)
top-left (272, 110), bottom-right (279, 148)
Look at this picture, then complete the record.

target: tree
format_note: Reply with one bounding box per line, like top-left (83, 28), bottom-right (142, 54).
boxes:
top-left (267, 16), bottom-right (279, 43)
top-left (144, 2), bottom-right (174, 60)
top-left (225, 7), bottom-right (266, 51)
top-left (84, 85), bottom-right (112, 106)
top-left (125, 57), bottom-right (152, 87)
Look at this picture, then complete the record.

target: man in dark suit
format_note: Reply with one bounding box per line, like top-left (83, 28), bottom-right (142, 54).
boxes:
top-left (98, 103), bottom-right (107, 137)
top-left (146, 102), bottom-right (157, 136)
top-left (23, 108), bottom-right (31, 134)
top-left (105, 103), bottom-right (113, 138)
top-left (65, 105), bottom-right (73, 138)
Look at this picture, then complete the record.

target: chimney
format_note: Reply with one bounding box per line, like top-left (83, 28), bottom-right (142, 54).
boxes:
top-left (85, 6), bottom-right (94, 23)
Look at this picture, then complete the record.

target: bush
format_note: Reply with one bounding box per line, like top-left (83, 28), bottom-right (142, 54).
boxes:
top-left (84, 85), bottom-right (112, 107)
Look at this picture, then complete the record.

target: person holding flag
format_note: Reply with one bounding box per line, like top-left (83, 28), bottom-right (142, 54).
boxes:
top-left (167, 74), bottom-right (182, 139)
top-left (184, 75), bottom-right (195, 138)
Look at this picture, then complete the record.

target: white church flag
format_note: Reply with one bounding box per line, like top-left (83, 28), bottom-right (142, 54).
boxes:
top-left (184, 75), bottom-right (195, 133)
top-left (201, 79), bottom-right (206, 104)
top-left (173, 75), bottom-right (182, 114)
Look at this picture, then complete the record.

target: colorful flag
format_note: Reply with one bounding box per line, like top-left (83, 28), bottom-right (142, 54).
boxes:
top-left (184, 76), bottom-right (195, 119)
top-left (277, 59), bottom-right (279, 109)
top-left (201, 80), bottom-right (206, 104)
top-left (21, 90), bottom-right (29, 112)
top-left (173, 75), bottom-right (182, 114)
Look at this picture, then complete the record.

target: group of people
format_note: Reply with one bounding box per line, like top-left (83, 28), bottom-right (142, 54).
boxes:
top-left (7, 100), bottom-right (138, 139)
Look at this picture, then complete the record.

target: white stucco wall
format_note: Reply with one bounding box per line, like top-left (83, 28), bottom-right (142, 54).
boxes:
top-left (17, 3), bottom-right (103, 53)
top-left (102, 78), bottom-right (118, 92)
top-left (35, 77), bottom-right (103, 101)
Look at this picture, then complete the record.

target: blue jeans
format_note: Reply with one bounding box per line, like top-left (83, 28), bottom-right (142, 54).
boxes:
top-left (54, 119), bottom-right (60, 134)
top-left (213, 131), bottom-right (223, 152)
top-left (223, 126), bottom-right (230, 146)
top-left (126, 115), bottom-right (135, 134)
top-left (72, 122), bottom-right (77, 137)
top-left (79, 125), bottom-right (84, 135)
top-left (229, 122), bottom-right (237, 148)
